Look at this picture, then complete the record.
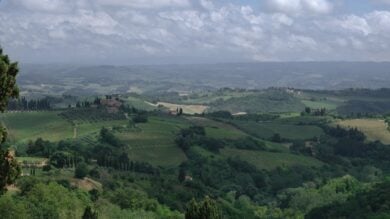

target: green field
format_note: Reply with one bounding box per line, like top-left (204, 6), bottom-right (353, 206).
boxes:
top-left (186, 117), bottom-right (291, 152)
top-left (221, 148), bottom-right (323, 170)
top-left (129, 146), bottom-right (187, 167)
top-left (186, 117), bottom-right (248, 139)
top-left (125, 96), bottom-right (157, 111)
top-left (76, 120), bottom-right (128, 137)
top-left (1, 111), bottom-right (73, 143)
top-left (207, 90), bottom-right (305, 114)
top-left (182, 90), bottom-right (255, 104)
top-left (301, 99), bottom-right (339, 110)
top-left (116, 116), bottom-right (190, 167)
top-left (0, 111), bottom-right (128, 143)
top-left (233, 120), bottom-right (324, 140)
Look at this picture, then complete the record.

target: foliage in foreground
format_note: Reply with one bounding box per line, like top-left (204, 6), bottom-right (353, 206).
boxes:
top-left (0, 47), bottom-right (20, 194)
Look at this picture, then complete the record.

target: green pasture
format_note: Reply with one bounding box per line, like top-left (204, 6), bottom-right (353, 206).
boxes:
top-left (302, 100), bottom-right (339, 110)
top-left (232, 120), bottom-right (324, 140)
top-left (125, 96), bottom-right (157, 111)
top-left (0, 111), bottom-right (128, 143)
top-left (116, 116), bottom-right (190, 167)
top-left (186, 117), bottom-right (248, 139)
top-left (1, 111), bottom-right (73, 143)
top-left (221, 148), bottom-right (323, 170)
top-left (129, 146), bottom-right (187, 167)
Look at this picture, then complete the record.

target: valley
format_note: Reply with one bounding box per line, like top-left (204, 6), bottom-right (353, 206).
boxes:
top-left (1, 85), bottom-right (390, 218)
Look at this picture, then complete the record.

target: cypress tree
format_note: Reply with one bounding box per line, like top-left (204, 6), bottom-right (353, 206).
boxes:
top-left (82, 206), bottom-right (98, 219)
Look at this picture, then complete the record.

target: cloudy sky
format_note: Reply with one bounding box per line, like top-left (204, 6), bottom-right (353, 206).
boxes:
top-left (1, 0), bottom-right (390, 64)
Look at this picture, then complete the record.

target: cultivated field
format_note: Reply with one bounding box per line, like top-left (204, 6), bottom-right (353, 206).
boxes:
top-left (0, 111), bottom-right (128, 143)
top-left (221, 148), bottom-right (323, 170)
top-left (125, 96), bottom-right (157, 111)
top-left (185, 117), bottom-right (248, 139)
top-left (156, 102), bottom-right (208, 114)
top-left (233, 120), bottom-right (324, 140)
top-left (116, 116), bottom-right (190, 167)
top-left (336, 119), bottom-right (390, 144)
top-left (301, 99), bottom-right (339, 110)
top-left (0, 111), bottom-right (73, 143)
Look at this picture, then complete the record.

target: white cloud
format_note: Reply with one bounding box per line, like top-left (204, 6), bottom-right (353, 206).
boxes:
top-left (339, 15), bottom-right (372, 36)
top-left (200, 0), bottom-right (214, 10)
top-left (267, 0), bottom-right (333, 15)
top-left (366, 11), bottom-right (390, 34)
top-left (0, 0), bottom-right (390, 63)
top-left (96, 0), bottom-right (190, 9)
top-left (10, 0), bottom-right (71, 12)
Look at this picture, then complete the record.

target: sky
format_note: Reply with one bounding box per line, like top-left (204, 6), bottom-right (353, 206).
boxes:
top-left (1, 0), bottom-right (390, 64)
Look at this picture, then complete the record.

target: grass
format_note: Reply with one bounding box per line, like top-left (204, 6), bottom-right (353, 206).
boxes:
top-left (185, 117), bottom-right (248, 139)
top-left (186, 116), bottom-right (290, 152)
top-left (221, 148), bottom-right (323, 170)
top-left (275, 116), bottom-right (330, 125)
top-left (116, 116), bottom-right (190, 167)
top-left (0, 111), bottom-right (128, 143)
top-left (129, 146), bottom-right (187, 167)
top-left (76, 120), bottom-right (128, 137)
top-left (207, 90), bottom-right (305, 113)
top-left (302, 100), bottom-right (338, 110)
top-left (125, 96), bottom-right (157, 111)
top-left (232, 120), bottom-right (324, 140)
top-left (336, 119), bottom-right (390, 144)
top-left (0, 111), bottom-right (73, 143)
top-left (182, 90), bottom-right (254, 104)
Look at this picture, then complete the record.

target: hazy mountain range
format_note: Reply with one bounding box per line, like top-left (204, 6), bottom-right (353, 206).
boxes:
top-left (18, 62), bottom-right (390, 96)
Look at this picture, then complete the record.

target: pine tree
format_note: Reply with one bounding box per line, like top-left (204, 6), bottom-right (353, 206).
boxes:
top-left (0, 47), bottom-right (21, 195)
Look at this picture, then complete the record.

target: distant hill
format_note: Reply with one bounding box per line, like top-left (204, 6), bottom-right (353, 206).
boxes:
top-left (18, 62), bottom-right (390, 97)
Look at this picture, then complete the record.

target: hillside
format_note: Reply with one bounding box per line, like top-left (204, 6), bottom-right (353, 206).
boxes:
top-left (1, 89), bottom-right (390, 218)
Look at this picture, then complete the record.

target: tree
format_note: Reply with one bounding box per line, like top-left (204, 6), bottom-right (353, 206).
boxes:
top-left (99, 127), bottom-right (121, 147)
top-left (271, 133), bottom-right (282, 143)
top-left (26, 182), bottom-right (88, 218)
top-left (185, 196), bottom-right (222, 219)
top-left (185, 199), bottom-right (200, 219)
top-left (75, 162), bottom-right (89, 179)
top-left (0, 150), bottom-right (21, 194)
top-left (178, 168), bottom-right (186, 183)
top-left (0, 195), bottom-right (29, 218)
top-left (0, 47), bottom-right (20, 194)
top-left (50, 152), bottom-right (69, 168)
top-left (82, 206), bottom-right (98, 219)
top-left (132, 113), bottom-right (148, 123)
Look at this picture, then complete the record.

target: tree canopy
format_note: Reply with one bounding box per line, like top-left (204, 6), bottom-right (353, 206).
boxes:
top-left (0, 47), bottom-right (20, 194)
